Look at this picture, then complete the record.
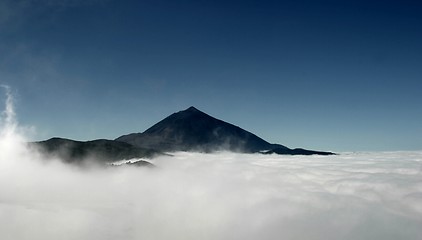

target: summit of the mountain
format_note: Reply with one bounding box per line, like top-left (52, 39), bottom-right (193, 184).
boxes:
top-left (116, 106), bottom-right (333, 155)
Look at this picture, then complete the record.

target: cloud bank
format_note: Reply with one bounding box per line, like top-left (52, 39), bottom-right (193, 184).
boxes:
top-left (1, 90), bottom-right (421, 240)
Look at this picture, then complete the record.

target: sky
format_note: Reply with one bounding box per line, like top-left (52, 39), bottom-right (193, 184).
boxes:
top-left (0, 0), bottom-right (421, 151)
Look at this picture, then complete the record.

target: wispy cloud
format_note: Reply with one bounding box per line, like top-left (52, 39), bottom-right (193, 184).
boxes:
top-left (0, 85), bottom-right (15, 126)
top-left (0, 0), bottom-right (111, 88)
top-left (0, 0), bottom-right (111, 28)
top-left (0, 0), bottom-right (29, 28)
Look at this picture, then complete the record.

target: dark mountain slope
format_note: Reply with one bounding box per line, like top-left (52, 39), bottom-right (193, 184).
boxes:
top-left (263, 147), bottom-right (335, 156)
top-left (31, 137), bottom-right (160, 165)
top-left (116, 107), bottom-right (280, 153)
top-left (116, 106), bottom-right (334, 155)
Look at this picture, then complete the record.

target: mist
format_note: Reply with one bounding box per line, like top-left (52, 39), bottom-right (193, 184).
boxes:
top-left (1, 90), bottom-right (422, 240)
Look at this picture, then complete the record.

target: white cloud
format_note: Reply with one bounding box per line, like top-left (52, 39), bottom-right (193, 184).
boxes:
top-left (1, 147), bottom-right (421, 239)
top-left (1, 91), bottom-right (421, 240)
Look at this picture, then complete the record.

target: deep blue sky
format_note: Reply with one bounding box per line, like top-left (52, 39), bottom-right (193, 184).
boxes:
top-left (1, 0), bottom-right (421, 151)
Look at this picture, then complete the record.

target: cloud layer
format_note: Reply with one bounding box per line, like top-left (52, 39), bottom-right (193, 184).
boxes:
top-left (1, 143), bottom-right (421, 240)
top-left (1, 90), bottom-right (421, 240)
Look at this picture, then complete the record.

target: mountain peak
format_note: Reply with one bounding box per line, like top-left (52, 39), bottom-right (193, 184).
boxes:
top-left (183, 106), bottom-right (204, 114)
top-left (116, 106), bottom-right (274, 152)
top-left (186, 106), bottom-right (199, 112)
top-left (115, 107), bottom-right (335, 155)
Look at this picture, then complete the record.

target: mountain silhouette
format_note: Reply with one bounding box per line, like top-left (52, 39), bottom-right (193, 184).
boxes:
top-left (116, 106), bottom-right (334, 155)
top-left (32, 138), bottom-right (160, 165)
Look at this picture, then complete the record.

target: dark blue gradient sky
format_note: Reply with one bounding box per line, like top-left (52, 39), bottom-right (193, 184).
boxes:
top-left (1, 0), bottom-right (421, 151)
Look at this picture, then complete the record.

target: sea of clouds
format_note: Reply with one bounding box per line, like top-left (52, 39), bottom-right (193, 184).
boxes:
top-left (1, 88), bottom-right (422, 240)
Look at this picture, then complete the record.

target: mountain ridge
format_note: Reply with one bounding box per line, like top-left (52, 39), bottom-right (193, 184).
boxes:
top-left (116, 106), bottom-right (334, 155)
top-left (33, 106), bottom-right (334, 164)
top-left (31, 137), bottom-right (161, 165)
